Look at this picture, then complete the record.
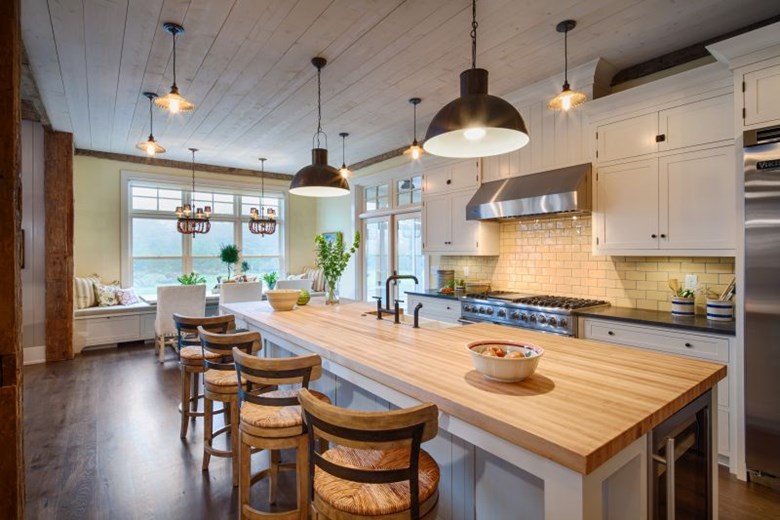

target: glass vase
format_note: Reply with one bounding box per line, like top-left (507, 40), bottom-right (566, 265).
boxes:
top-left (325, 277), bottom-right (340, 305)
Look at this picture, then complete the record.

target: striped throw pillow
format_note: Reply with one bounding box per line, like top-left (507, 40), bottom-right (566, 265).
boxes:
top-left (303, 267), bottom-right (325, 292)
top-left (74, 276), bottom-right (100, 309)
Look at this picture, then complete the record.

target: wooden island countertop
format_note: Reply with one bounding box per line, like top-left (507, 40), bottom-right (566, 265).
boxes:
top-left (222, 300), bottom-right (726, 475)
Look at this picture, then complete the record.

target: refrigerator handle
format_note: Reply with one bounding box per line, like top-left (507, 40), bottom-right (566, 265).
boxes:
top-left (652, 437), bottom-right (676, 520)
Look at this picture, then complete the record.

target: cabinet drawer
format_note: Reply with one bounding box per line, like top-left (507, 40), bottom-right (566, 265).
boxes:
top-left (140, 314), bottom-right (156, 340)
top-left (406, 296), bottom-right (461, 324)
top-left (582, 319), bottom-right (729, 363)
top-left (84, 315), bottom-right (141, 345)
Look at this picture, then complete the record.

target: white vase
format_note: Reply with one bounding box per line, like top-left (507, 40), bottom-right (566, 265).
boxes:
top-left (671, 297), bottom-right (695, 317)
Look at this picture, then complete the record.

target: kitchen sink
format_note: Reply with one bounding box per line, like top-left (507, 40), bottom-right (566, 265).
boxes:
top-left (362, 311), bottom-right (456, 330)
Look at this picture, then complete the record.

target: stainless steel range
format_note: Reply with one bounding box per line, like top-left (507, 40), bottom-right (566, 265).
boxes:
top-left (460, 291), bottom-right (610, 336)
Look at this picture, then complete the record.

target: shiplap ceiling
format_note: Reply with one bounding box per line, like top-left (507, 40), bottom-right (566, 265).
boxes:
top-left (22, 0), bottom-right (778, 174)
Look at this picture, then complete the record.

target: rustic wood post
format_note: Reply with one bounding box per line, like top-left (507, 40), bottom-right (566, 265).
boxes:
top-left (0, 0), bottom-right (25, 516)
top-left (44, 129), bottom-right (75, 362)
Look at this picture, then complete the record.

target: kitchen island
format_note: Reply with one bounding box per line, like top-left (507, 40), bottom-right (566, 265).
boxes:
top-left (221, 300), bottom-right (726, 520)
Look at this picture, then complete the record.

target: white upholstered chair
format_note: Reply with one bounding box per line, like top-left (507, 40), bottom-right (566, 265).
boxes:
top-left (155, 285), bottom-right (207, 363)
top-left (274, 279), bottom-right (313, 292)
top-left (218, 282), bottom-right (262, 330)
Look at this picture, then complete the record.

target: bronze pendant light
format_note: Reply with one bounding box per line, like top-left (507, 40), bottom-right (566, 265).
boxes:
top-left (154, 23), bottom-right (195, 114)
top-left (424, 0), bottom-right (529, 158)
top-left (248, 158), bottom-right (277, 236)
top-left (403, 97), bottom-right (424, 160)
top-left (136, 92), bottom-right (166, 155)
top-left (175, 148), bottom-right (211, 235)
top-left (548, 20), bottom-right (587, 112)
top-left (338, 132), bottom-right (351, 178)
top-left (289, 57), bottom-right (350, 197)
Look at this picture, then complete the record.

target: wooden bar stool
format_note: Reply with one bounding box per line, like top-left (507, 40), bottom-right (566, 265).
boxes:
top-left (198, 327), bottom-right (259, 487)
top-left (232, 347), bottom-right (331, 520)
top-left (298, 389), bottom-right (440, 520)
top-left (173, 313), bottom-right (236, 438)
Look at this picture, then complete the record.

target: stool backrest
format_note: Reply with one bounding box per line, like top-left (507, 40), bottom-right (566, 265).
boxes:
top-left (197, 327), bottom-right (260, 373)
top-left (298, 388), bottom-right (438, 518)
top-left (173, 314), bottom-right (235, 349)
top-left (232, 348), bottom-right (322, 407)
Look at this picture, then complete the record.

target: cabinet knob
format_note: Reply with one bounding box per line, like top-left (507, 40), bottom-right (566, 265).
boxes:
top-left (685, 342), bottom-right (693, 348)
top-left (446, 179), bottom-right (452, 185)
top-left (608, 330), bottom-right (614, 336)
top-left (655, 134), bottom-right (666, 143)
top-left (651, 234), bottom-right (657, 238)
top-left (660, 234), bottom-right (667, 238)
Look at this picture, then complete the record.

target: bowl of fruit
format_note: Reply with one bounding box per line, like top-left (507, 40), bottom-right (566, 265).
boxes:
top-left (465, 339), bottom-right (543, 382)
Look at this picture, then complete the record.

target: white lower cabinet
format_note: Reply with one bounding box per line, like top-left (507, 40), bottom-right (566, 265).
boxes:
top-left (406, 294), bottom-right (461, 324)
top-left (578, 318), bottom-right (736, 466)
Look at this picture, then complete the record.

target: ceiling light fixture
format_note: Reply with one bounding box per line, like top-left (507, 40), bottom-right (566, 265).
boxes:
top-left (289, 57), bottom-right (350, 197)
top-left (136, 92), bottom-right (165, 156)
top-left (403, 97), bottom-right (424, 160)
top-left (423, 0), bottom-right (529, 158)
top-left (248, 158), bottom-right (277, 236)
top-left (338, 132), bottom-right (351, 178)
top-left (175, 148), bottom-right (211, 235)
top-left (547, 20), bottom-right (587, 112)
top-left (154, 23), bottom-right (194, 114)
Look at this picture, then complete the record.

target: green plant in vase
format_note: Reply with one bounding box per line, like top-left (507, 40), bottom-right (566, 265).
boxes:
top-left (315, 231), bottom-right (360, 305)
top-left (262, 271), bottom-right (279, 290)
top-left (178, 272), bottom-right (206, 285)
top-left (219, 243), bottom-right (240, 281)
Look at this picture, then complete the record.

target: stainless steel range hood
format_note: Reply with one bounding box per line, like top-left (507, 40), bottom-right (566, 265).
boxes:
top-left (466, 163), bottom-right (592, 221)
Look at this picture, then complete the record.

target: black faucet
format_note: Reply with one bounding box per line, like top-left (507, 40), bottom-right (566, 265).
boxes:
top-left (394, 299), bottom-right (404, 324)
top-left (372, 296), bottom-right (383, 319)
top-left (385, 271), bottom-right (419, 312)
top-left (413, 303), bottom-right (423, 328)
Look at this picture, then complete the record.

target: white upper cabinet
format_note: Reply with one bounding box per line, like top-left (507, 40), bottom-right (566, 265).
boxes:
top-left (423, 160), bottom-right (480, 196)
top-left (743, 61), bottom-right (780, 128)
top-left (658, 94), bottom-right (734, 151)
top-left (596, 113), bottom-right (658, 163)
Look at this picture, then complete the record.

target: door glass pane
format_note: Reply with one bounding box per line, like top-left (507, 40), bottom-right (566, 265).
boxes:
top-left (364, 218), bottom-right (390, 301)
top-left (396, 214), bottom-right (424, 299)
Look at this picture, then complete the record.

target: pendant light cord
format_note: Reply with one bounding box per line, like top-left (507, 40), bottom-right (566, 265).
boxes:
top-left (341, 135), bottom-right (346, 165)
top-left (191, 149), bottom-right (196, 194)
top-left (412, 102), bottom-right (417, 140)
top-left (470, 0), bottom-right (479, 69)
top-left (259, 158), bottom-right (265, 212)
top-left (148, 95), bottom-right (154, 138)
top-left (172, 30), bottom-right (178, 89)
top-left (316, 64), bottom-right (323, 148)
top-left (563, 26), bottom-right (569, 86)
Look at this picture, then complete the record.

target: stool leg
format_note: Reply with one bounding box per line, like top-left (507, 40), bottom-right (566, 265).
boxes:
top-left (203, 396), bottom-right (213, 471)
top-left (296, 435), bottom-right (309, 520)
top-left (191, 372), bottom-right (200, 417)
top-left (180, 366), bottom-right (191, 438)
top-left (268, 449), bottom-right (281, 504)
top-left (239, 434), bottom-right (250, 520)
top-left (230, 399), bottom-right (239, 487)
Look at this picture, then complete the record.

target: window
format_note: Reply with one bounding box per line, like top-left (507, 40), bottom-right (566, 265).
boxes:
top-left (396, 176), bottom-right (422, 206)
top-left (125, 178), bottom-right (285, 295)
top-left (364, 183), bottom-right (389, 212)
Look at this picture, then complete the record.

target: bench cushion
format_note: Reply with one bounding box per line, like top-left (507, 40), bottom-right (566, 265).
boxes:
top-left (74, 301), bottom-right (152, 318)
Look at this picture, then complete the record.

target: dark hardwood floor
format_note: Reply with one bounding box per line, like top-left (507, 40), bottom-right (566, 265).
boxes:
top-left (24, 343), bottom-right (780, 519)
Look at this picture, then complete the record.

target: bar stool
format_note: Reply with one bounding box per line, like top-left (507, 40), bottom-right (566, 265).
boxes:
top-left (173, 313), bottom-right (236, 438)
top-left (298, 389), bottom-right (440, 520)
top-left (198, 327), bottom-right (259, 487)
top-left (232, 347), bottom-right (331, 520)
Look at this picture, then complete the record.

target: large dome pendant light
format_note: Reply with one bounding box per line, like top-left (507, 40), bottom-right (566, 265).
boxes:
top-left (403, 97), bottom-right (424, 160)
top-left (154, 23), bottom-right (195, 114)
top-left (248, 158), bottom-right (277, 236)
top-left (548, 20), bottom-right (587, 112)
top-left (423, 0), bottom-right (529, 158)
top-left (289, 57), bottom-right (350, 197)
top-left (136, 92), bottom-right (166, 156)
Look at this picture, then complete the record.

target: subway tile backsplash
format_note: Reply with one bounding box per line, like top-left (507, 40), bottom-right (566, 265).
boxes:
top-left (434, 216), bottom-right (734, 313)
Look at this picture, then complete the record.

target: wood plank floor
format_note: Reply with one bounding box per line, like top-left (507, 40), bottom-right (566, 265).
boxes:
top-left (24, 342), bottom-right (780, 519)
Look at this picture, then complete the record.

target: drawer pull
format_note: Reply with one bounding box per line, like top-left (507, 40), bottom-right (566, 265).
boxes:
top-left (685, 342), bottom-right (693, 348)
top-left (608, 330), bottom-right (614, 336)
top-left (446, 306), bottom-right (451, 310)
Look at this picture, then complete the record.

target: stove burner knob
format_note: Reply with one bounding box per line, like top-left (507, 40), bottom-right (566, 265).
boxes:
top-left (529, 314), bottom-right (537, 323)
top-left (521, 314), bottom-right (529, 321)
top-left (497, 309), bottom-right (506, 318)
top-left (478, 307), bottom-right (486, 314)
top-left (510, 311), bottom-right (520, 320)
top-left (548, 317), bottom-right (557, 326)
top-left (538, 316), bottom-right (547, 324)
top-left (559, 318), bottom-right (567, 328)
top-left (486, 307), bottom-right (494, 315)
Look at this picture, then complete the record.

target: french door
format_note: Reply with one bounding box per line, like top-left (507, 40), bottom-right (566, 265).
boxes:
top-left (362, 212), bottom-right (424, 303)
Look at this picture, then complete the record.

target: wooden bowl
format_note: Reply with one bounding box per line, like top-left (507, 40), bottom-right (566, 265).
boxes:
top-left (465, 340), bottom-right (543, 382)
top-left (265, 289), bottom-right (300, 311)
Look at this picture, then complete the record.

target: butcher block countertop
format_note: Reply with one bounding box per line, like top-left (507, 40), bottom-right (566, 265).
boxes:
top-left (222, 300), bottom-right (726, 475)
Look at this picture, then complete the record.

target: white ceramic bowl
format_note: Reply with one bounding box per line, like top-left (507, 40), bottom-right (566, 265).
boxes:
top-left (265, 289), bottom-right (301, 311)
top-left (466, 340), bottom-right (543, 382)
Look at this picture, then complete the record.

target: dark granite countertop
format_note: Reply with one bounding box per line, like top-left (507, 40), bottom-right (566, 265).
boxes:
top-left (575, 306), bottom-right (736, 336)
top-left (404, 289), bottom-right (461, 301)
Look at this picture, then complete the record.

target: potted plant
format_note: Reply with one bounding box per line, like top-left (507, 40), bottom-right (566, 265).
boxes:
top-left (177, 272), bottom-right (206, 285)
top-left (315, 231), bottom-right (360, 305)
top-left (669, 279), bottom-right (696, 317)
top-left (219, 243), bottom-right (241, 281)
top-left (262, 271), bottom-right (279, 290)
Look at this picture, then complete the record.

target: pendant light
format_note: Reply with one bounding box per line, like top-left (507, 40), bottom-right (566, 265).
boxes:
top-left (338, 132), bottom-right (351, 178)
top-left (248, 158), bottom-right (277, 236)
top-left (547, 20), bottom-right (587, 112)
top-left (175, 148), bottom-right (211, 235)
top-left (154, 23), bottom-right (194, 114)
top-left (289, 57), bottom-right (350, 197)
top-left (403, 97), bottom-right (424, 160)
top-left (424, 0), bottom-right (528, 158)
top-left (136, 92), bottom-right (166, 156)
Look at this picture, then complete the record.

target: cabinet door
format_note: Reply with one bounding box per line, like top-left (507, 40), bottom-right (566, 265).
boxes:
top-left (744, 64), bottom-right (780, 127)
top-left (596, 113), bottom-right (658, 163)
top-left (481, 154), bottom-right (513, 183)
top-left (449, 159), bottom-right (480, 191)
top-left (658, 95), bottom-right (733, 151)
top-left (481, 156), bottom-right (502, 183)
top-left (449, 191), bottom-right (480, 251)
top-left (596, 159), bottom-right (659, 251)
top-left (423, 165), bottom-right (451, 196)
top-left (423, 196), bottom-right (451, 251)
top-left (660, 146), bottom-right (736, 250)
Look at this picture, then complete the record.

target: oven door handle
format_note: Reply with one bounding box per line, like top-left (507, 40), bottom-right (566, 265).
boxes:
top-left (652, 437), bottom-right (676, 520)
top-left (457, 317), bottom-right (478, 325)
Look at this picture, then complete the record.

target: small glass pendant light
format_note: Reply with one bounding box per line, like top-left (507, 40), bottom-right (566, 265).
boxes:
top-left (338, 132), bottom-right (351, 178)
top-left (136, 92), bottom-right (165, 156)
top-left (154, 23), bottom-right (195, 114)
top-left (548, 20), bottom-right (587, 112)
top-left (403, 97), bottom-right (424, 160)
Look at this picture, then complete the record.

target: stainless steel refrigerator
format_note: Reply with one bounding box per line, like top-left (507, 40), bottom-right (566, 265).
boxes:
top-left (744, 125), bottom-right (780, 480)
